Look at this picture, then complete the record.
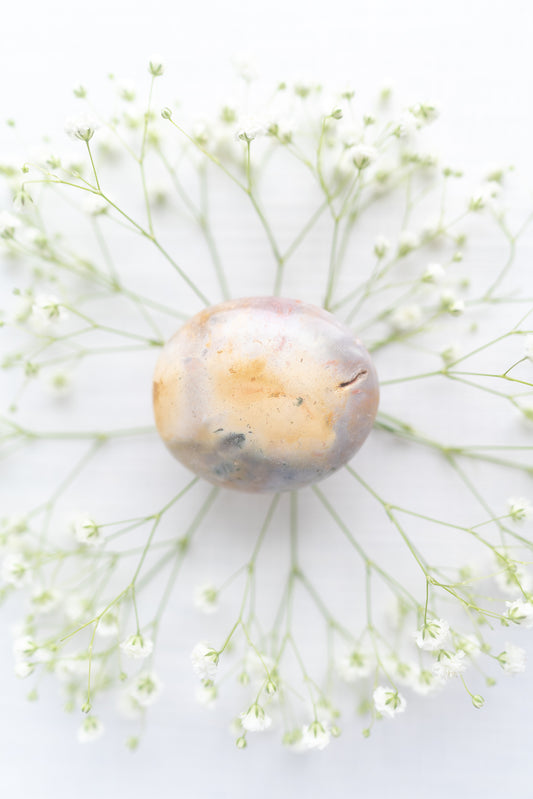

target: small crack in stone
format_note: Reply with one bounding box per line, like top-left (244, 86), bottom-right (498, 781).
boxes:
top-left (338, 369), bottom-right (368, 389)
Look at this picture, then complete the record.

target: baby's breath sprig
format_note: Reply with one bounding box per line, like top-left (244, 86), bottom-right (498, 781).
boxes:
top-left (1, 58), bottom-right (532, 750)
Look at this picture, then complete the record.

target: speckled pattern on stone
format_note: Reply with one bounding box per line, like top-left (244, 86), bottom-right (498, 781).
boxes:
top-left (153, 297), bottom-right (379, 492)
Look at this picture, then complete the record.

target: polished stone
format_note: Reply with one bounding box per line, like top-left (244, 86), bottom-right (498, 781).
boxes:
top-left (153, 297), bottom-right (379, 492)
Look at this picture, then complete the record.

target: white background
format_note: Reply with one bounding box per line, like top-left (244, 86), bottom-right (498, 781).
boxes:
top-left (1, 1), bottom-right (533, 797)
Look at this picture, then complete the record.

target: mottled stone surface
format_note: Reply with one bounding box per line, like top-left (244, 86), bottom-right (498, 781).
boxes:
top-left (153, 297), bottom-right (379, 492)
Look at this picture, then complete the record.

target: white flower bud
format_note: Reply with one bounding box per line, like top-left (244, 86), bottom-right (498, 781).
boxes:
top-left (414, 619), bottom-right (450, 651)
top-left (394, 111), bottom-right (417, 138)
top-left (15, 661), bottom-right (35, 679)
top-left (498, 643), bottom-right (526, 674)
top-left (352, 144), bottom-right (377, 170)
top-left (13, 635), bottom-right (38, 658)
top-left (45, 368), bottom-right (73, 396)
top-left (196, 682), bottom-right (218, 708)
top-left (77, 715), bottom-right (104, 743)
top-left (1, 553), bottom-right (31, 587)
top-left (432, 650), bottom-right (467, 680)
top-left (336, 648), bottom-right (374, 682)
top-left (1, 514), bottom-right (28, 538)
top-left (441, 342), bottom-right (461, 366)
top-left (83, 195), bottom-right (108, 216)
top-left (301, 720), bottom-right (331, 749)
top-left (30, 587), bottom-right (62, 615)
top-left (440, 290), bottom-right (464, 315)
top-left (65, 113), bottom-right (99, 142)
top-left (422, 262), bottom-right (445, 283)
top-left (31, 294), bottom-right (68, 331)
top-left (505, 599), bottom-right (533, 627)
top-left (120, 633), bottom-right (154, 660)
top-left (397, 230), bottom-right (419, 256)
top-left (148, 55), bottom-right (164, 77)
top-left (235, 117), bottom-right (267, 143)
top-left (71, 514), bottom-right (103, 547)
top-left (117, 81), bottom-right (136, 102)
top-left (409, 102), bottom-right (439, 124)
top-left (128, 671), bottom-right (162, 706)
top-left (194, 583), bottom-right (219, 614)
top-left (239, 703), bottom-right (272, 732)
top-left (373, 235), bottom-right (390, 259)
top-left (373, 686), bottom-right (407, 718)
top-left (507, 497), bottom-right (533, 522)
top-left (390, 304), bottom-right (422, 332)
top-left (190, 641), bottom-right (218, 680)
top-left (0, 211), bottom-right (20, 238)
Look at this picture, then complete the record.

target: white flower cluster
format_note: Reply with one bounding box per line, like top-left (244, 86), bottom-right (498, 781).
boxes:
top-left (432, 650), bottom-right (467, 680)
top-left (1, 552), bottom-right (32, 587)
top-left (0, 210), bottom-right (20, 238)
top-left (505, 599), bottom-right (533, 627)
top-left (120, 633), bottom-right (154, 660)
top-left (29, 294), bottom-right (68, 332)
top-left (373, 686), bottom-right (407, 719)
top-left (507, 497), bottom-right (533, 523)
top-left (65, 112), bottom-right (100, 142)
top-left (127, 671), bottom-right (162, 707)
top-left (498, 643), bottom-right (526, 674)
top-left (282, 721), bottom-right (334, 752)
top-left (78, 715), bottom-right (104, 743)
top-left (235, 117), bottom-right (267, 142)
top-left (71, 514), bottom-right (103, 547)
top-left (190, 642), bottom-right (219, 681)
top-left (240, 703), bottom-right (272, 732)
top-left (193, 583), bottom-right (219, 614)
top-left (414, 618), bottom-right (450, 651)
top-left (336, 648), bottom-right (374, 682)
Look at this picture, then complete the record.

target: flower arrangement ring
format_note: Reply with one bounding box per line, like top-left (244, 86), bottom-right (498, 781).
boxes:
top-left (0, 59), bottom-right (532, 750)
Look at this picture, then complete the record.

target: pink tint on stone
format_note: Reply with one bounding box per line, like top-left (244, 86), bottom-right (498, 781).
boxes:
top-left (153, 297), bottom-right (379, 492)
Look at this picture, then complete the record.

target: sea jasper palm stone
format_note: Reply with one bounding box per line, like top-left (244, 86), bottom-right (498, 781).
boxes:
top-left (153, 297), bottom-right (379, 492)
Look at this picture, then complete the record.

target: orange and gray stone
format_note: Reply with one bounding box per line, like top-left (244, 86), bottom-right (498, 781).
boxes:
top-left (153, 297), bottom-right (379, 493)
